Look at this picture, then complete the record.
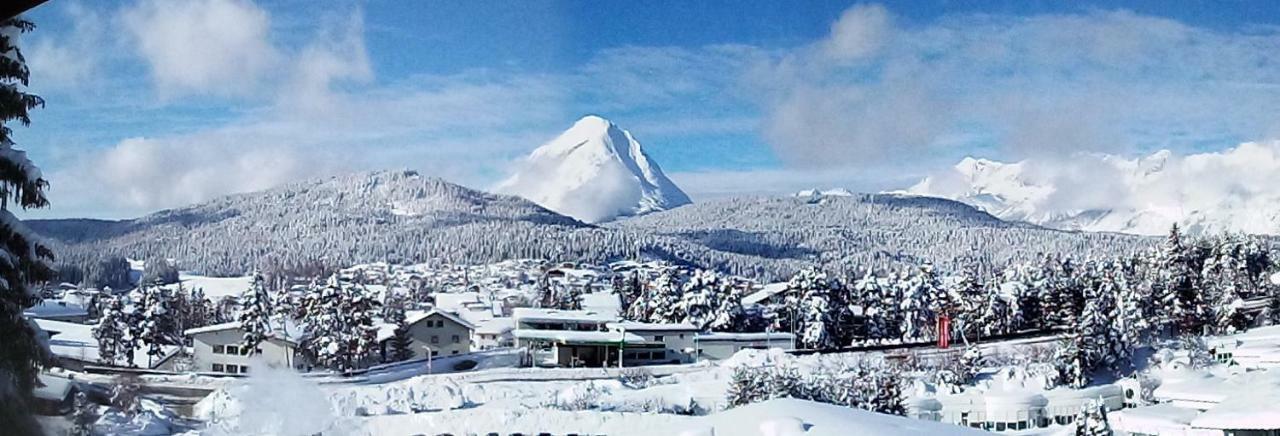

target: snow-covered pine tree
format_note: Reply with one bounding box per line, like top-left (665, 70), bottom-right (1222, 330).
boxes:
top-left (678, 269), bottom-right (720, 329)
top-left (785, 268), bottom-right (835, 349)
top-left (852, 272), bottom-right (888, 342)
top-left (92, 296), bottom-right (126, 366)
top-left (647, 270), bottom-right (684, 323)
top-left (383, 292), bottom-right (414, 362)
top-left (725, 365), bottom-right (769, 408)
top-left (0, 17), bottom-right (57, 436)
top-left (872, 365), bottom-right (908, 416)
top-left (1157, 225), bottom-right (1208, 335)
top-left (707, 278), bottom-right (745, 332)
top-left (958, 344), bottom-right (984, 385)
top-left (897, 267), bottom-right (931, 341)
top-left (978, 281), bottom-right (1011, 337)
top-left (918, 262), bottom-right (954, 339)
top-left (237, 273), bottom-right (273, 350)
top-left (948, 268), bottom-right (986, 342)
top-left (559, 282), bottom-right (584, 310)
top-left (299, 276), bottom-right (382, 371)
top-left (1054, 333), bottom-right (1090, 388)
top-left (1112, 257), bottom-right (1149, 355)
top-left (1074, 398), bottom-right (1113, 436)
top-left (138, 285), bottom-right (170, 367)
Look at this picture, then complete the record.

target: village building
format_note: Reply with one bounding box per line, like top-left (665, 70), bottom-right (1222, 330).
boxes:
top-left (378, 309), bottom-right (475, 360)
top-left (184, 322), bottom-right (309, 374)
top-left (694, 331), bottom-right (797, 360)
top-left (512, 308), bottom-right (792, 367)
top-left (607, 321), bottom-right (700, 364)
top-left (24, 298), bottom-right (90, 323)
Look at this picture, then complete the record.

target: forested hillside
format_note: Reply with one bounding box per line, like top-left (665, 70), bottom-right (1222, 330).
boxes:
top-left (30, 172), bottom-right (1155, 281)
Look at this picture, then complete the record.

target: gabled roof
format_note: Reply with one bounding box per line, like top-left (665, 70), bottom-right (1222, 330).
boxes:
top-left (407, 309), bottom-right (476, 330)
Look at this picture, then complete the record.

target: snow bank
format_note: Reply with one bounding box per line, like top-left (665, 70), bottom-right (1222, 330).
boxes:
top-left (667, 398), bottom-right (993, 436)
top-left (198, 359), bottom-right (355, 435)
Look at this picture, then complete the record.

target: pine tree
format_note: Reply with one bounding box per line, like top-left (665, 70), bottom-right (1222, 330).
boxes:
top-left (708, 278), bottom-right (746, 332)
top-left (92, 297), bottom-right (126, 366)
top-left (646, 270), bottom-right (683, 323)
top-left (138, 285), bottom-right (170, 368)
top-left (298, 276), bottom-right (382, 371)
top-left (897, 268), bottom-right (931, 341)
top-left (383, 292), bottom-right (414, 362)
top-left (1158, 225), bottom-right (1208, 335)
top-left (679, 269), bottom-right (720, 329)
top-left (0, 17), bottom-right (57, 436)
top-left (1054, 334), bottom-right (1090, 388)
top-left (725, 365), bottom-right (768, 407)
top-left (237, 273), bottom-right (273, 350)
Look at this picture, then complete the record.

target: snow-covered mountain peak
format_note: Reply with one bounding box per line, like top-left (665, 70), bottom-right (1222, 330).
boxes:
top-left (496, 116), bottom-right (692, 223)
top-left (905, 143), bottom-right (1280, 235)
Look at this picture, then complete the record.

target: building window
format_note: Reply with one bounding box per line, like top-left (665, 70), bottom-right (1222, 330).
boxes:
top-left (212, 363), bottom-right (225, 372)
top-left (240, 365), bottom-right (249, 374)
top-left (213, 345), bottom-right (225, 354)
top-left (431, 335), bottom-right (439, 344)
top-left (654, 335), bottom-right (664, 341)
top-left (451, 350), bottom-right (458, 355)
top-left (240, 346), bottom-right (252, 356)
top-left (452, 335), bottom-right (460, 344)
top-left (227, 365), bottom-right (239, 374)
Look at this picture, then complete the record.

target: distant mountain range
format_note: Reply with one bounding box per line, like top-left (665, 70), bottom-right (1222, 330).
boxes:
top-left (26, 169), bottom-right (1149, 281)
top-left (905, 143), bottom-right (1280, 236)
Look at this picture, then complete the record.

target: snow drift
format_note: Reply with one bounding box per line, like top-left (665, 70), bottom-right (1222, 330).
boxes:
top-left (496, 115), bottom-right (692, 223)
top-left (906, 141), bottom-right (1280, 235)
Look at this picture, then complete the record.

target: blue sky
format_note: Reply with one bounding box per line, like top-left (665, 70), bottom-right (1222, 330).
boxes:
top-left (15, 0), bottom-right (1280, 218)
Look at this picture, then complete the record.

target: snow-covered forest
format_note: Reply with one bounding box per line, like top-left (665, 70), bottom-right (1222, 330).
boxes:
top-left (28, 171), bottom-right (1164, 286)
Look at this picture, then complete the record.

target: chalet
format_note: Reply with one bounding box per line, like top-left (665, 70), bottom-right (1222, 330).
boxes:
top-left (379, 309), bottom-right (475, 360)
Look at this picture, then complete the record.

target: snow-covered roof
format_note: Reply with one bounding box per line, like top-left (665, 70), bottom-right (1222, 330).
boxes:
top-left (512, 308), bottom-right (617, 324)
top-left (742, 282), bottom-right (788, 306)
top-left (512, 328), bottom-right (647, 345)
top-left (670, 398), bottom-right (993, 436)
top-left (607, 321), bottom-right (700, 332)
top-left (474, 317), bottom-right (515, 335)
top-left (165, 273), bottom-right (253, 300)
top-left (1112, 403), bottom-right (1199, 433)
top-left (24, 299), bottom-right (88, 319)
top-left (407, 309), bottom-right (476, 330)
top-left (34, 374), bottom-right (74, 401)
top-left (184, 321), bottom-right (242, 336)
top-left (1190, 370), bottom-right (1280, 430)
top-left (35, 318), bottom-right (176, 369)
top-left (697, 332), bottom-right (795, 342)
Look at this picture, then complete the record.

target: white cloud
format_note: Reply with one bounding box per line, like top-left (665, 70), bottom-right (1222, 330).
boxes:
top-left (749, 5), bottom-right (1280, 169)
top-left (25, 3), bottom-right (105, 90)
top-left (822, 4), bottom-right (891, 63)
top-left (120, 0), bottom-right (279, 98)
top-left (908, 142), bottom-right (1280, 235)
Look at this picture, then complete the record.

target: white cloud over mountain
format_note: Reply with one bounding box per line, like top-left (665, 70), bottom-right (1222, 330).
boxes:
top-left (907, 142), bottom-right (1280, 235)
